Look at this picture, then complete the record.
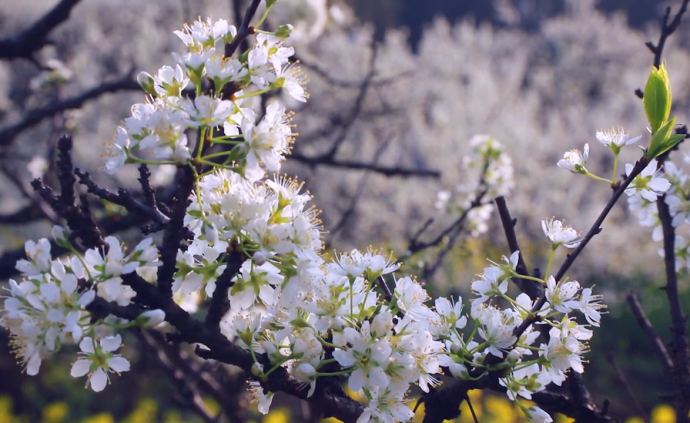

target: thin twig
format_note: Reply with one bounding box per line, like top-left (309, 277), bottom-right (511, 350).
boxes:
top-left (289, 152), bottom-right (440, 178)
top-left (75, 168), bottom-right (171, 228)
top-left (626, 290), bottom-right (674, 376)
top-left (406, 191), bottom-right (488, 258)
top-left (0, 0), bottom-right (83, 60)
top-left (295, 54), bottom-right (412, 89)
top-left (224, 0), bottom-right (263, 58)
top-left (647, 0), bottom-right (690, 67)
top-left (494, 196), bottom-right (541, 300)
top-left (322, 38), bottom-right (378, 160)
top-left (0, 77), bottom-right (139, 146)
top-left (605, 350), bottom-right (648, 422)
top-left (327, 136), bottom-right (393, 245)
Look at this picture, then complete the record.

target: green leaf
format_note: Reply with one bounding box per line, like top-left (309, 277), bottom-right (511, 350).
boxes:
top-left (645, 116), bottom-right (678, 159)
top-left (654, 133), bottom-right (685, 158)
top-left (643, 64), bottom-right (672, 135)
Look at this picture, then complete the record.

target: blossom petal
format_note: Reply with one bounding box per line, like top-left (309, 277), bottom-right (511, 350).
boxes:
top-left (71, 359), bottom-right (92, 377)
top-left (90, 368), bottom-right (108, 392)
top-left (100, 334), bottom-right (122, 352)
top-left (107, 356), bottom-right (130, 373)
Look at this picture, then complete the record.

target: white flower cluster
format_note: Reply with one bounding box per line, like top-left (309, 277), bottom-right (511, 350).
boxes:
top-left (105, 17), bottom-right (305, 181)
top-left (2, 230), bottom-right (159, 390)
top-left (436, 135), bottom-right (515, 237)
top-left (212, 241), bottom-right (600, 423)
top-left (1, 15), bottom-right (607, 423)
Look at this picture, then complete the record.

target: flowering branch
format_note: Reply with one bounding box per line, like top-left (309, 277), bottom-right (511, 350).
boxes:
top-left (513, 158), bottom-right (648, 341)
top-left (6, 3), bottom-right (686, 423)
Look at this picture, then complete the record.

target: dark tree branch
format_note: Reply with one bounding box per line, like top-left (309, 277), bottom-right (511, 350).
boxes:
top-left (0, 0), bottom-right (82, 61)
top-left (140, 330), bottom-right (247, 422)
top-left (326, 135), bottom-right (393, 246)
top-left (405, 190), bottom-right (488, 260)
top-left (626, 290), bottom-right (674, 377)
top-left (421, 376), bottom-right (616, 423)
top-left (495, 195), bottom-right (541, 300)
top-left (139, 330), bottom-right (219, 423)
top-left (205, 247), bottom-right (244, 329)
top-left (86, 296), bottom-right (145, 322)
top-left (640, 4), bottom-right (690, 417)
top-left (74, 168), bottom-right (171, 230)
top-left (657, 188), bottom-right (690, 419)
top-left (0, 77), bottom-right (139, 146)
top-left (296, 54), bottom-right (412, 89)
top-left (224, 0), bottom-right (262, 58)
top-left (289, 152), bottom-right (440, 178)
top-left (647, 0), bottom-right (690, 68)
top-left (321, 38), bottom-right (378, 161)
top-left (157, 165), bottom-right (195, 297)
top-left (30, 136), bottom-right (104, 250)
top-left (606, 349), bottom-right (648, 422)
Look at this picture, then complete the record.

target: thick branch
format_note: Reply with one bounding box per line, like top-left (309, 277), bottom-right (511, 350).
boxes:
top-left (657, 190), bottom-right (690, 417)
top-left (204, 248), bottom-right (244, 329)
top-left (156, 165), bottom-right (195, 297)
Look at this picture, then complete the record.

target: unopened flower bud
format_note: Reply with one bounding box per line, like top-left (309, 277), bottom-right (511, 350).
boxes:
top-left (450, 342), bottom-right (462, 355)
top-left (52, 225), bottom-right (71, 247)
top-left (202, 222), bottom-right (218, 244)
top-left (449, 362), bottom-right (468, 380)
top-left (137, 71), bottom-right (156, 96)
top-left (274, 24), bottom-right (293, 39)
top-left (137, 309), bottom-right (166, 327)
top-left (525, 406), bottom-right (553, 423)
top-left (251, 362), bottom-right (264, 376)
top-left (252, 251), bottom-right (267, 265)
top-left (294, 363), bottom-right (316, 382)
top-left (506, 349), bottom-right (521, 364)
